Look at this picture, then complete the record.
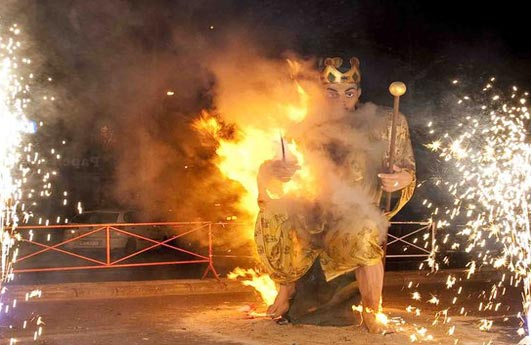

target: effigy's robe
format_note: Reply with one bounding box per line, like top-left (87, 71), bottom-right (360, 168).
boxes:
top-left (255, 103), bottom-right (416, 284)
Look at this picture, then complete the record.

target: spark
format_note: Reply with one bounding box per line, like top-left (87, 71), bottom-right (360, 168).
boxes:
top-left (421, 78), bottom-right (531, 339)
top-left (427, 295), bottom-right (440, 305)
top-left (1, 22), bottom-right (61, 343)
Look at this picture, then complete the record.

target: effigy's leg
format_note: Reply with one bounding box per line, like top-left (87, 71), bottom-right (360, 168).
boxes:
top-left (267, 282), bottom-right (296, 318)
top-left (355, 262), bottom-right (385, 334)
top-left (355, 262), bottom-right (384, 310)
top-left (320, 219), bottom-right (386, 333)
top-left (254, 210), bottom-right (319, 318)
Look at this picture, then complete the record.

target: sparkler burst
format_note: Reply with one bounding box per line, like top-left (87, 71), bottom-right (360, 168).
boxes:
top-left (1, 22), bottom-right (64, 344)
top-left (1, 22), bottom-right (34, 345)
top-left (1, 23), bottom-right (31, 288)
top-left (422, 78), bottom-right (531, 340)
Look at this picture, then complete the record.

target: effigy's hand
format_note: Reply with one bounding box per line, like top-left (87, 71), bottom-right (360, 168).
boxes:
top-left (378, 165), bottom-right (413, 192)
top-left (269, 160), bottom-right (300, 183)
top-left (256, 160), bottom-right (300, 209)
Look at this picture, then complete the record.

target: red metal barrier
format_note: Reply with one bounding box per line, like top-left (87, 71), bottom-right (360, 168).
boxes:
top-left (385, 221), bottom-right (436, 259)
top-left (13, 221), bottom-right (220, 280)
top-left (12, 220), bottom-right (434, 278)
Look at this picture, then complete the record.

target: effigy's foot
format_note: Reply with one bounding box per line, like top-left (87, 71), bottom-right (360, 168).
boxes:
top-left (362, 311), bottom-right (386, 334)
top-left (267, 283), bottom-right (296, 319)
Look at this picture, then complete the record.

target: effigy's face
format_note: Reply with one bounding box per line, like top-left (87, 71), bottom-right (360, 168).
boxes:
top-left (324, 83), bottom-right (361, 111)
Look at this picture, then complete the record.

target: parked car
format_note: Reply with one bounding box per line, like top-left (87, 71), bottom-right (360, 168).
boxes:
top-left (63, 210), bottom-right (173, 253)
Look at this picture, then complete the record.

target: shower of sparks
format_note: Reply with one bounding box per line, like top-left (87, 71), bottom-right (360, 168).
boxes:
top-left (1, 22), bottom-right (35, 344)
top-left (1, 23), bottom-right (31, 287)
top-left (1, 22), bottom-right (68, 343)
top-left (419, 78), bottom-right (531, 340)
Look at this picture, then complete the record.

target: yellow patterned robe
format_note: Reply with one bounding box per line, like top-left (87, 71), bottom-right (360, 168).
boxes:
top-left (255, 103), bottom-right (416, 283)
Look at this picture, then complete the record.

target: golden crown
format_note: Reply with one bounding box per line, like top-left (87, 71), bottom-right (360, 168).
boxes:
top-left (320, 57), bottom-right (361, 85)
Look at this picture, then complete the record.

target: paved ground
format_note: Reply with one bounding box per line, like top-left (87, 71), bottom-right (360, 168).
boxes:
top-left (0, 272), bottom-right (523, 345)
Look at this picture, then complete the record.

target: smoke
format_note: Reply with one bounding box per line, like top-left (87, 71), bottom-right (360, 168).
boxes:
top-left (9, 1), bottom-right (248, 225)
top-left (268, 102), bottom-right (391, 244)
top-left (7, 1), bottom-right (399, 250)
top-left (201, 45), bottom-right (391, 247)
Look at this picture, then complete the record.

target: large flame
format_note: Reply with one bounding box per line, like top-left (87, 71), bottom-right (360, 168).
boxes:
top-left (193, 60), bottom-right (313, 304)
top-left (193, 62), bottom-right (313, 229)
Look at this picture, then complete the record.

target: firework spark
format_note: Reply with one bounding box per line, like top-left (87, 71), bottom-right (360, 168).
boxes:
top-left (1, 23), bottom-right (31, 287)
top-left (1, 22), bottom-right (66, 344)
top-left (420, 78), bottom-right (531, 341)
top-left (1, 22), bottom-right (34, 344)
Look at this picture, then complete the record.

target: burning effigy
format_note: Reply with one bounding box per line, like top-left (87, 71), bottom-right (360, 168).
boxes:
top-left (194, 50), bottom-right (416, 334)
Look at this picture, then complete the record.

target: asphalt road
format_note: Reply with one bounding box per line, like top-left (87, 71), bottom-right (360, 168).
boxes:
top-left (0, 279), bottom-right (523, 345)
top-left (2, 293), bottom-right (249, 345)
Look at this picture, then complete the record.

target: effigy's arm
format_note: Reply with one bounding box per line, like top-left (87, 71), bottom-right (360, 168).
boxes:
top-left (385, 114), bottom-right (416, 219)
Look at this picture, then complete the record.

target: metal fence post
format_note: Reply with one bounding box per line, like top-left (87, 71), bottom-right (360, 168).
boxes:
top-left (106, 225), bottom-right (111, 265)
top-left (202, 222), bottom-right (220, 281)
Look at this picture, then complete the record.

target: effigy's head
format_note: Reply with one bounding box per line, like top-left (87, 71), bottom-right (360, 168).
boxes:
top-left (319, 57), bottom-right (361, 111)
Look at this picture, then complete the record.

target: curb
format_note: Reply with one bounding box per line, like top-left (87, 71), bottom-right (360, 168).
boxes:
top-left (381, 268), bottom-right (503, 286)
top-left (5, 269), bottom-right (501, 302)
top-left (5, 278), bottom-right (251, 302)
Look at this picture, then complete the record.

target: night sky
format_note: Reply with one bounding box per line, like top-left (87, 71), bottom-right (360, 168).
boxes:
top-left (18, 0), bottom-right (529, 101)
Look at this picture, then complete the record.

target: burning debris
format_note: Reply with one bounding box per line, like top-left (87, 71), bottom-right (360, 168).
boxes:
top-left (228, 267), bottom-right (277, 307)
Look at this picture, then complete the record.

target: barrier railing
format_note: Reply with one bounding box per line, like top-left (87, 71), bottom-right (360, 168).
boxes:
top-left (12, 220), bottom-right (434, 276)
top-left (385, 221), bottom-right (435, 259)
top-left (13, 222), bottom-right (219, 280)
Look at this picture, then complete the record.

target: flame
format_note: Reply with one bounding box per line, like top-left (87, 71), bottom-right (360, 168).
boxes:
top-left (351, 304), bottom-right (389, 326)
top-left (193, 113), bottom-right (277, 228)
top-left (195, 60), bottom-right (315, 307)
top-left (282, 140), bottom-right (317, 198)
top-left (228, 267), bottom-right (277, 306)
top-left (192, 60), bottom-right (312, 235)
top-left (283, 82), bottom-right (309, 122)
